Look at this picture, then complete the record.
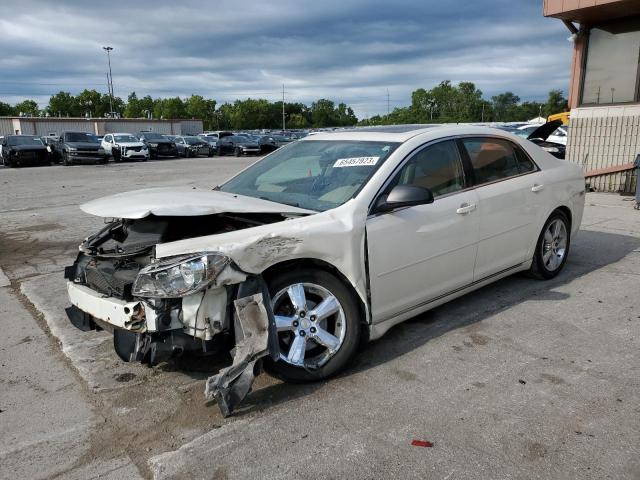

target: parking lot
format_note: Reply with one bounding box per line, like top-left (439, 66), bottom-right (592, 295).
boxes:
top-left (1, 157), bottom-right (639, 479)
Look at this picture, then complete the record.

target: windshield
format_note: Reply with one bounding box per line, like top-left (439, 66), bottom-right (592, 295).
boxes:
top-left (7, 136), bottom-right (44, 146)
top-left (114, 134), bottom-right (139, 143)
top-left (220, 140), bottom-right (399, 211)
top-left (184, 136), bottom-right (202, 145)
top-left (65, 132), bottom-right (96, 143)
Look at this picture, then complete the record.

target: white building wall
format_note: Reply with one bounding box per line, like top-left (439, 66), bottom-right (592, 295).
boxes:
top-left (0, 117), bottom-right (203, 137)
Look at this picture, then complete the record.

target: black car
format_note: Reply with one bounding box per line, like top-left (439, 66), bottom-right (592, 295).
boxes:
top-left (216, 135), bottom-right (261, 156)
top-left (174, 136), bottom-right (211, 157)
top-left (500, 120), bottom-right (566, 160)
top-left (1, 135), bottom-right (50, 167)
top-left (53, 132), bottom-right (108, 165)
top-left (137, 132), bottom-right (178, 159)
top-left (197, 135), bottom-right (219, 155)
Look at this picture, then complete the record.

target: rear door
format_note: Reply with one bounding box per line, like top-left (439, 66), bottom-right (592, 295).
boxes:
top-left (366, 139), bottom-right (480, 322)
top-left (459, 137), bottom-right (544, 281)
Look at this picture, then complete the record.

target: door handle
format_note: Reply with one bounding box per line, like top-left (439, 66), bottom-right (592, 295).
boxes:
top-left (456, 203), bottom-right (477, 215)
top-left (531, 184), bottom-right (545, 192)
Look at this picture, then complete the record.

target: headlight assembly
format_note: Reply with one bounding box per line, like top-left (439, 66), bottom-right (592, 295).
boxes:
top-left (132, 254), bottom-right (230, 298)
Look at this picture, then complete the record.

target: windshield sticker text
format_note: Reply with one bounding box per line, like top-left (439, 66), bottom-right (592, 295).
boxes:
top-left (333, 156), bottom-right (380, 168)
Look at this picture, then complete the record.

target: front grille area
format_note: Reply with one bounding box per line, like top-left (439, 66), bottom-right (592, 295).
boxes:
top-left (127, 146), bottom-right (143, 152)
top-left (83, 259), bottom-right (141, 299)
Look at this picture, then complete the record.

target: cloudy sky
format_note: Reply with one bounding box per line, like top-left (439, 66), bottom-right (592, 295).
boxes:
top-left (0, 0), bottom-right (572, 118)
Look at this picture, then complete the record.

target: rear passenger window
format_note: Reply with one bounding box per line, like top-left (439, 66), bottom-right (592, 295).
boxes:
top-left (461, 138), bottom-right (525, 185)
top-left (394, 140), bottom-right (465, 197)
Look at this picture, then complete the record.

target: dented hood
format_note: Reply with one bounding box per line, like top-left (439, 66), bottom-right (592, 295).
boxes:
top-left (80, 187), bottom-right (314, 219)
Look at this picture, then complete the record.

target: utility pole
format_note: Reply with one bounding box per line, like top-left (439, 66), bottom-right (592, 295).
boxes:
top-left (282, 84), bottom-right (286, 132)
top-left (386, 88), bottom-right (390, 115)
top-left (102, 46), bottom-right (114, 117)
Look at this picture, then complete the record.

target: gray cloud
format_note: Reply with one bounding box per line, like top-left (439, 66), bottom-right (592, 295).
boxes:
top-left (0, 0), bottom-right (572, 118)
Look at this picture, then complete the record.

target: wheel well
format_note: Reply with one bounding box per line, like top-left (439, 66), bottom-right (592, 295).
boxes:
top-left (553, 206), bottom-right (572, 229)
top-left (262, 258), bottom-right (369, 333)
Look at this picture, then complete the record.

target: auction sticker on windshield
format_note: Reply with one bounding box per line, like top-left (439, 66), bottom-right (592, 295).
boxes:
top-left (333, 156), bottom-right (380, 168)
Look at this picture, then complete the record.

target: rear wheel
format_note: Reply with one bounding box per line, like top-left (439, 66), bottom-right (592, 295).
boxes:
top-left (528, 211), bottom-right (571, 279)
top-left (264, 269), bottom-right (361, 383)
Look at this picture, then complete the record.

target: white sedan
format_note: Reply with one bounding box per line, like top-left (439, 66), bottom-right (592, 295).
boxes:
top-left (101, 133), bottom-right (149, 162)
top-left (65, 125), bottom-right (585, 414)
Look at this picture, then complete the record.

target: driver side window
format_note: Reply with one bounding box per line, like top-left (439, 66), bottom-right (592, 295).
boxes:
top-left (394, 140), bottom-right (466, 197)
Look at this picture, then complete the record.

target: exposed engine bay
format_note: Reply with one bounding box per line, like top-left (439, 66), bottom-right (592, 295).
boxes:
top-left (65, 212), bottom-right (287, 415)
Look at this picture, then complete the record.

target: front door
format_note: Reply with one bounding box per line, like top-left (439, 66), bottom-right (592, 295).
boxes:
top-left (366, 140), bottom-right (480, 322)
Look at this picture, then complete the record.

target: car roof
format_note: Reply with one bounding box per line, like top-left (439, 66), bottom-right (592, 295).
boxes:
top-left (110, 132), bottom-right (139, 136)
top-left (303, 124), bottom-right (524, 143)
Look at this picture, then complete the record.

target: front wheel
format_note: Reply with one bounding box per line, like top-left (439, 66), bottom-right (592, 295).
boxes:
top-left (62, 152), bottom-right (70, 166)
top-left (234, 147), bottom-right (242, 157)
top-left (528, 211), bottom-right (571, 279)
top-left (264, 269), bottom-right (361, 383)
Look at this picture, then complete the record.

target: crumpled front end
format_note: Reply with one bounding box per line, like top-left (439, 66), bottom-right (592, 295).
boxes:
top-left (64, 212), bottom-right (289, 414)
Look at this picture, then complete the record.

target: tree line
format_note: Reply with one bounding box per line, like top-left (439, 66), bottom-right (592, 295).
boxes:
top-left (0, 90), bottom-right (358, 130)
top-left (359, 81), bottom-right (567, 126)
top-left (0, 81), bottom-right (567, 130)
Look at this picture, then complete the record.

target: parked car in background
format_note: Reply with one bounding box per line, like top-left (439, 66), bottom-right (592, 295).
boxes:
top-left (1, 135), bottom-right (50, 167)
top-left (102, 133), bottom-right (149, 162)
top-left (174, 135), bottom-right (210, 157)
top-left (137, 131), bottom-right (178, 159)
top-left (64, 124), bottom-right (585, 415)
top-left (197, 135), bottom-right (218, 155)
top-left (516, 124), bottom-right (567, 146)
top-left (502, 120), bottom-right (566, 159)
top-left (53, 131), bottom-right (108, 165)
top-left (217, 135), bottom-right (261, 156)
top-left (256, 135), bottom-right (279, 154)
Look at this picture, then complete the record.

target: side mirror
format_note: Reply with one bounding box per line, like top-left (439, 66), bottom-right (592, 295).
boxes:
top-left (375, 185), bottom-right (434, 213)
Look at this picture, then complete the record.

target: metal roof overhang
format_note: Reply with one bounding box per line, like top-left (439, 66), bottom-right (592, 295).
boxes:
top-left (544, 0), bottom-right (640, 24)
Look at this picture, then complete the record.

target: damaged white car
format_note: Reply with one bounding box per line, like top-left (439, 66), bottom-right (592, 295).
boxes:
top-left (65, 125), bottom-right (585, 414)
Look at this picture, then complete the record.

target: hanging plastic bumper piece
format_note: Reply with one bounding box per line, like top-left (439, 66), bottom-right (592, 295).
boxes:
top-left (204, 277), bottom-right (279, 417)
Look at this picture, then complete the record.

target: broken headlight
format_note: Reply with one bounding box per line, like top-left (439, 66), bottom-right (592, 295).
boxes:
top-left (132, 254), bottom-right (229, 298)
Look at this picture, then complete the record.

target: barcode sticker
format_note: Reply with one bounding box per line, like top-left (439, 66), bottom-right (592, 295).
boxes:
top-left (333, 156), bottom-right (380, 168)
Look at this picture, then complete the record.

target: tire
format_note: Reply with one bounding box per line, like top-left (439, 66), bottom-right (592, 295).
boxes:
top-left (234, 147), bottom-right (241, 157)
top-left (62, 151), bottom-right (70, 166)
top-left (263, 269), bottom-right (361, 383)
top-left (527, 210), bottom-right (571, 280)
top-left (216, 146), bottom-right (223, 156)
top-left (184, 148), bottom-right (190, 158)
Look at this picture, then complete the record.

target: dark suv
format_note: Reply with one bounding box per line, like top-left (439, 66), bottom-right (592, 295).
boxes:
top-left (1, 135), bottom-right (50, 167)
top-left (137, 132), bottom-right (178, 159)
top-left (54, 132), bottom-right (108, 165)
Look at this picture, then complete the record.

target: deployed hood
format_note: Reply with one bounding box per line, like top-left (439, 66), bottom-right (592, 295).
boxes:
top-left (80, 187), bottom-right (315, 219)
top-left (527, 120), bottom-right (563, 142)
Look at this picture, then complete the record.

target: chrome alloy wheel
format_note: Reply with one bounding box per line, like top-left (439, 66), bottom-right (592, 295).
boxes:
top-left (542, 219), bottom-right (568, 271)
top-left (272, 283), bottom-right (346, 368)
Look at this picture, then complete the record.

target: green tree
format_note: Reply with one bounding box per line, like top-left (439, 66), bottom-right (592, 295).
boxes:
top-left (14, 99), bottom-right (39, 116)
top-left (0, 101), bottom-right (15, 116)
top-left (46, 91), bottom-right (79, 117)
top-left (544, 89), bottom-right (567, 116)
top-left (185, 95), bottom-right (217, 129)
top-left (491, 92), bottom-right (520, 121)
top-left (76, 89), bottom-right (104, 117)
top-left (153, 97), bottom-right (186, 119)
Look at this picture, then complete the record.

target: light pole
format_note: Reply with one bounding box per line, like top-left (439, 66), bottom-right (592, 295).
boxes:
top-left (102, 46), bottom-right (114, 117)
